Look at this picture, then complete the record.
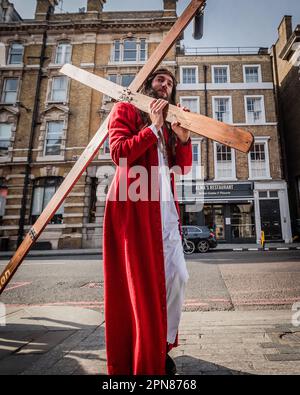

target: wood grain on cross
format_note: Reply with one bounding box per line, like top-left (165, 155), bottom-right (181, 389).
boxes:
top-left (0, 0), bottom-right (207, 294)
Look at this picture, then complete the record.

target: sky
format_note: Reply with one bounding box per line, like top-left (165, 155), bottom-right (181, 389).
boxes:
top-left (11, 0), bottom-right (300, 48)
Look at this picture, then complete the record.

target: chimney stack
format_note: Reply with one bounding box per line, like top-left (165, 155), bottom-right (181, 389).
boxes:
top-left (87, 0), bottom-right (106, 16)
top-left (35, 0), bottom-right (58, 20)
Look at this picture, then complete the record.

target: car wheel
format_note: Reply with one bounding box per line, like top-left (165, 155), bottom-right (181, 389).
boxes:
top-left (183, 240), bottom-right (195, 255)
top-left (197, 240), bottom-right (209, 253)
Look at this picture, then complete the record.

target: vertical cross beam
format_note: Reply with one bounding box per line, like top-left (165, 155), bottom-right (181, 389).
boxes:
top-left (0, 0), bottom-right (206, 295)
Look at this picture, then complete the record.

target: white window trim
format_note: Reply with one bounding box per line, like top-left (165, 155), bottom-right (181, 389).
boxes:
top-left (54, 42), bottom-right (73, 66)
top-left (211, 65), bottom-right (230, 84)
top-left (47, 76), bottom-right (70, 104)
top-left (212, 96), bottom-right (233, 124)
top-left (180, 138), bottom-right (203, 181)
top-left (99, 135), bottom-right (111, 159)
top-left (244, 95), bottom-right (266, 125)
top-left (180, 65), bottom-right (199, 86)
top-left (248, 136), bottom-right (271, 180)
top-left (1, 77), bottom-right (20, 104)
top-left (43, 120), bottom-right (65, 159)
top-left (213, 141), bottom-right (237, 181)
top-left (179, 96), bottom-right (200, 113)
top-left (111, 39), bottom-right (148, 64)
top-left (0, 123), bottom-right (13, 162)
top-left (243, 64), bottom-right (262, 83)
top-left (7, 43), bottom-right (24, 66)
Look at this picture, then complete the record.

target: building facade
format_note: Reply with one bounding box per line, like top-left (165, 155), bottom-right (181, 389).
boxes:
top-left (271, 16), bottom-right (300, 240)
top-left (0, 0), bottom-right (293, 250)
top-left (176, 47), bottom-right (292, 244)
top-left (0, 0), bottom-right (178, 250)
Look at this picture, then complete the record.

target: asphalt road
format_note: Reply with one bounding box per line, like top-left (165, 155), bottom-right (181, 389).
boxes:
top-left (1, 250), bottom-right (300, 311)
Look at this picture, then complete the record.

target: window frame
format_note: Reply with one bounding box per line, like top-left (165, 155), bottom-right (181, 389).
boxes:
top-left (112, 38), bottom-right (148, 63)
top-left (31, 177), bottom-right (64, 225)
top-left (248, 137), bottom-right (271, 180)
top-left (211, 65), bottom-right (230, 84)
top-left (213, 142), bottom-right (237, 181)
top-left (244, 95), bottom-right (266, 125)
top-left (0, 123), bottom-right (12, 158)
top-left (50, 76), bottom-right (68, 103)
top-left (212, 96), bottom-right (233, 124)
top-left (180, 66), bottom-right (199, 85)
top-left (179, 96), bottom-right (200, 113)
top-left (8, 43), bottom-right (24, 65)
top-left (55, 42), bottom-right (72, 65)
top-left (1, 77), bottom-right (19, 104)
top-left (243, 64), bottom-right (262, 83)
top-left (44, 120), bottom-right (64, 157)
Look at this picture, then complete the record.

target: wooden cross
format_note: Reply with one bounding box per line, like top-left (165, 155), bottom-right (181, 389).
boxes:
top-left (0, 0), bottom-right (252, 295)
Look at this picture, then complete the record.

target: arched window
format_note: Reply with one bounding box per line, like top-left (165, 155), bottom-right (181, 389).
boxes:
top-left (31, 177), bottom-right (64, 224)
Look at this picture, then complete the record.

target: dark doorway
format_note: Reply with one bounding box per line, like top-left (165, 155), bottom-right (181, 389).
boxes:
top-left (259, 199), bottom-right (282, 241)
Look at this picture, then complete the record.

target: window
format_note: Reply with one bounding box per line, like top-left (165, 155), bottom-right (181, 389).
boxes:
top-left (51, 76), bottom-right (68, 102)
top-left (1, 78), bottom-right (18, 104)
top-left (8, 43), bottom-right (24, 65)
top-left (248, 139), bottom-right (270, 179)
top-left (214, 143), bottom-right (236, 180)
top-left (31, 177), bottom-right (64, 224)
top-left (101, 136), bottom-right (110, 156)
top-left (45, 121), bottom-right (64, 156)
top-left (213, 97), bottom-right (232, 123)
top-left (88, 177), bottom-right (98, 223)
top-left (212, 66), bottom-right (229, 83)
top-left (112, 39), bottom-right (147, 62)
top-left (0, 124), bottom-right (12, 157)
top-left (244, 65), bottom-right (261, 83)
top-left (245, 96), bottom-right (265, 124)
top-left (123, 39), bottom-right (137, 62)
top-left (121, 74), bottom-right (135, 87)
top-left (180, 97), bottom-right (200, 113)
top-left (55, 43), bottom-right (72, 65)
top-left (0, 182), bottom-right (7, 223)
top-left (181, 67), bottom-right (197, 84)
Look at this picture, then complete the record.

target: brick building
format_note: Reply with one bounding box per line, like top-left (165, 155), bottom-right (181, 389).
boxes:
top-left (176, 47), bottom-right (292, 243)
top-left (271, 16), bottom-right (300, 240)
top-left (0, 0), bottom-right (293, 250)
top-left (0, 0), bottom-right (178, 250)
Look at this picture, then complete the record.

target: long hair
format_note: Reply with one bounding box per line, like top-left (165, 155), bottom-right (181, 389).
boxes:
top-left (139, 68), bottom-right (177, 157)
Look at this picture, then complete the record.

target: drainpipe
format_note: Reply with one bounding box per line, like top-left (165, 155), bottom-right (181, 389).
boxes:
top-left (203, 64), bottom-right (209, 180)
top-left (17, 18), bottom-right (49, 246)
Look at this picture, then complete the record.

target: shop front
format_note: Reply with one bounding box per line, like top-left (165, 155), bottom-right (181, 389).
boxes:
top-left (178, 180), bottom-right (292, 244)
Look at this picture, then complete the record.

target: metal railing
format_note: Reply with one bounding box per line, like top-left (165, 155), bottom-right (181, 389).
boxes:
top-left (178, 46), bottom-right (269, 56)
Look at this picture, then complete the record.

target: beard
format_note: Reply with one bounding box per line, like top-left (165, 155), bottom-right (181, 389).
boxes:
top-left (146, 87), bottom-right (171, 102)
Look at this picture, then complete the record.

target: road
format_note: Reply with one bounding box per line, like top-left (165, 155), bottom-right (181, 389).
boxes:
top-left (1, 250), bottom-right (300, 311)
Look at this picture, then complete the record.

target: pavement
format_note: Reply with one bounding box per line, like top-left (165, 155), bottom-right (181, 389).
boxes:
top-left (1, 305), bottom-right (300, 375)
top-left (1, 242), bottom-right (300, 258)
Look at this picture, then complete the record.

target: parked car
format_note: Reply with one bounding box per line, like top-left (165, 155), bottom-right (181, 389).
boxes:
top-left (182, 225), bottom-right (217, 253)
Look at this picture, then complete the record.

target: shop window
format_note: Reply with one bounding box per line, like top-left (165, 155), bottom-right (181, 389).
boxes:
top-left (31, 177), bottom-right (64, 224)
top-left (231, 204), bottom-right (255, 240)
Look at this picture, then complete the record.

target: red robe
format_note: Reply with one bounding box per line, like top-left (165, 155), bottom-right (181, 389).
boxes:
top-left (103, 102), bottom-right (192, 375)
